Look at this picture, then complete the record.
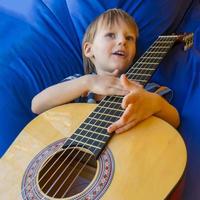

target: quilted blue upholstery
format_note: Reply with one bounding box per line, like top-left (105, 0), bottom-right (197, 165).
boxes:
top-left (0, 0), bottom-right (84, 155)
top-left (0, 0), bottom-right (200, 199)
top-left (152, 1), bottom-right (200, 199)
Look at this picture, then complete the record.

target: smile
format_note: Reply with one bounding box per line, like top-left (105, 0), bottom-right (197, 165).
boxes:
top-left (112, 50), bottom-right (126, 57)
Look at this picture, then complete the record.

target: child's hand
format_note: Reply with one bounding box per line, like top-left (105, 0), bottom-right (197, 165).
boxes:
top-left (89, 69), bottom-right (129, 96)
top-left (107, 74), bottom-right (161, 134)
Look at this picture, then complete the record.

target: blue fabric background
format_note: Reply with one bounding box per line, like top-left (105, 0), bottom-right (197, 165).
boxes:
top-left (0, 0), bottom-right (84, 155)
top-left (152, 2), bottom-right (200, 198)
top-left (0, 0), bottom-right (200, 199)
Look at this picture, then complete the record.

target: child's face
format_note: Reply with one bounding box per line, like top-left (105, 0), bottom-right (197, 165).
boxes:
top-left (84, 19), bottom-right (137, 75)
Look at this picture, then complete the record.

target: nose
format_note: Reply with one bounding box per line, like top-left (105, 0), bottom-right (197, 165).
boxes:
top-left (117, 35), bottom-right (126, 46)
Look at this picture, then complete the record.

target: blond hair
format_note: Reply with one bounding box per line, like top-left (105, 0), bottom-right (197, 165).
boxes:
top-left (82, 8), bottom-right (139, 74)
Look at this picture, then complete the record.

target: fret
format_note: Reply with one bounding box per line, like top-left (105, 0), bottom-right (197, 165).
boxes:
top-left (151, 43), bottom-right (172, 46)
top-left (100, 99), bottom-right (121, 107)
top-left (140, 57), bottom-right (163, 61)
top-left (87, 116), bottom-right (115, 124)
top-left (91, 107), bottom-right (122, 119)
top-left (145, 51), bottom-right (168, 54)
top-left (149, 46), bottom-right (172, 51)
top-left (102, 95), bottom-right (123, 102)
top-left (86, 113), bottom-right (119, 124)
top-left (85, 116), bottom-right (109, 125)
top-left (128, 67), bottom-right (155, 71)
top-left (80, 121), bottom-right (108, 130)
top-left (146, 44), bottom-right (171, 50)
top-left (135, 59), bottom-right (162, 66)
top-left (148, 41), bottom-right (171, 47)
top-left (138, 56), bottom-right (162, 61)
top-left (159, 35), bottom-right (178, 38)
top-left (130, 73), bottom-right (151, 77)
top-left (95, 105), bottom-right (122, 113)
top-left (156, 41), bottom-right (175, 44)
top-left (72, 133), bottom-right (105, 144)
top-left (98, 101), bottom-right (122, 108)
top-left (67, 138), bottom-right (101, 149)
top-left (75, 127), bottom-right (110, 138)
top-left (148, 39), bottom-right (174, 46)
top-left (142, 52), bottom-right (167, 57)
top-left (85, 120), bottom-right (108, 129)
top-left (126, 77), bottom-right (148, 84)
top-left (92, 111), bottom-right (122, 120)
top-left (137, 61), bottom-right (159, 65)
top-left (99, 97), bottom-right (122, 107)
top-left (133, 62), bottom-right (157, 68)
top-left (127, 68), bottom-right (155, 79)
top-left (84, 119), bottom-right (109, 129)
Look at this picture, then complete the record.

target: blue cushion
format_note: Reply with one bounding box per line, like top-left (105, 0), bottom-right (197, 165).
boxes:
top-left (0, 0), bottom-right (84, 156)
top-left (152, 1), bottom-right (200, 199)
top-left (0, 0), bottom-right (194, 167)
top-left (66, 0), bottom-right (193, 56)
top-left (1, 1), bottom-right (200, 199)
top-left (0, 0), bottom-right (194, 154)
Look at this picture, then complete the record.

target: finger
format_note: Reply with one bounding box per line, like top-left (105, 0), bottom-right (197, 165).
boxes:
top-left (107, 88), bottom-right (129, 96)
top-left (106, 79), bottom-right (129, 95)
top-left (107, 117), bottom-right (138, 134)
top-left (112, 69), bottom-right (120, 77)
top-left (120, 74), bottom-right (143, 90)
top-left (107, 105), bottom-right (136, 133)
top-left (120, 104), bottom-right (136, 122)
top-left (107, 119), bottom-right (125, 133)
top-left (115, 120), bottom-right (138, 134)
top-left (122, 93), bottom-right (136, 108)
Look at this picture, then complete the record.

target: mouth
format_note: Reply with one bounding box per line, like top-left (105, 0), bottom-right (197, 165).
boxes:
top-left (112, 50), bottom-right (127, 57)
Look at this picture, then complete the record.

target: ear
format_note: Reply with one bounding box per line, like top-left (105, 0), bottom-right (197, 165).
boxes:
top-left (83, 42), bottom-right (93, 58)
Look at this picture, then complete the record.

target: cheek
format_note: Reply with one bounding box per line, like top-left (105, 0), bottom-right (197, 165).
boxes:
top-left (95, 43), bottom-right (109, 55)
top-left (130, 46), bottom-right (136, 59)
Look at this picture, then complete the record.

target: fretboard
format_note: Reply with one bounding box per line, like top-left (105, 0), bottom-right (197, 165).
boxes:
top-left (63, 35), bottom-right (178, 158)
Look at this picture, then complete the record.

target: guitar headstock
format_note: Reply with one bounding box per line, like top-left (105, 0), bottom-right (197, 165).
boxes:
top-left (177, 33), bottom-right (194, 51)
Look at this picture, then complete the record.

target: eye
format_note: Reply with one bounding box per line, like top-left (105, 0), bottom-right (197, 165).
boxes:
top-left (105, 32), bottom-right (115, 39)
top-left (126, 36), bottom-right (135, 42)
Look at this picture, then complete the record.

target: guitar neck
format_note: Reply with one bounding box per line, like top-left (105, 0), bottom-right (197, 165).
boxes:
top-left (126, 35), bottom-right (178, 85)
top-left (63, 35), bottom-right (185, 158)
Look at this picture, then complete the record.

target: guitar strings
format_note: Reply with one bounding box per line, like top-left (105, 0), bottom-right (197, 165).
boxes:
top-left (20, 36), bottom-right (177, 199)
top-left (40, 36), bottom-right (177, 199)
top-left (45, 36), bottom-right (177, 199)
top-left (22, 35), bottom-right (175, 198)
top-left (53, 36), bottom-right (178, 199)
top-left (43, 99), bottom-right (124, 198)
top-left (55, 37), bottom-right (178, 198)
top-left (21, 35), bottom-right (175, 198)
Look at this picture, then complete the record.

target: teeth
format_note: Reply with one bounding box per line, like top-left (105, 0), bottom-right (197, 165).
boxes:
top-left (114, 51), bottom-right (125, 56)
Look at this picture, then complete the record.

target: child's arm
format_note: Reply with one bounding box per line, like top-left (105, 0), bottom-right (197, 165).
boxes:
top-left (31, 73), bottom-right (128, 114)
top-left (107, 75), bottom-right (180, 134)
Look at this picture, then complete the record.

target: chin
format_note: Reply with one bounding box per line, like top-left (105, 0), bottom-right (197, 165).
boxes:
top-left (118, 66), bottom-right (129, 73)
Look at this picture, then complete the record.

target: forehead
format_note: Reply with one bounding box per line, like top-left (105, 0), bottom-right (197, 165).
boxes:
top-left (97, 17), bottom-right (137, 34)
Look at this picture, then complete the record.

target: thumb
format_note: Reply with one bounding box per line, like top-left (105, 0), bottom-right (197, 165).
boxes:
top-left (120, 74), bottom-right (140, 91)
top-left (112, 69), bottom-right (120, 77)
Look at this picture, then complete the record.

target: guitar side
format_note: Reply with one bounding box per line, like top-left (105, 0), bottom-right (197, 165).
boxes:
top-left (0, 103), bottom-right (187, 200)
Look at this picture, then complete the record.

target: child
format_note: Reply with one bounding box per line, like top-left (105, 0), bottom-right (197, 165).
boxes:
top-left (31, 8), bottom-right (180, 133)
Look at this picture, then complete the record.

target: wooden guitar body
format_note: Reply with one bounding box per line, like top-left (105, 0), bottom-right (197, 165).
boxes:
top-left (0, 103), bottom-right (187, 200)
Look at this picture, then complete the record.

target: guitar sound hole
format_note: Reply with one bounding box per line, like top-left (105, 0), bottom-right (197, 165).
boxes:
top-left (38, 148), bottom-right (97, 198)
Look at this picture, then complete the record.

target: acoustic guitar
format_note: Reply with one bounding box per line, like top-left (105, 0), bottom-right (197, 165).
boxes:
top-left (0, 33), bottom-right (193, 200)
